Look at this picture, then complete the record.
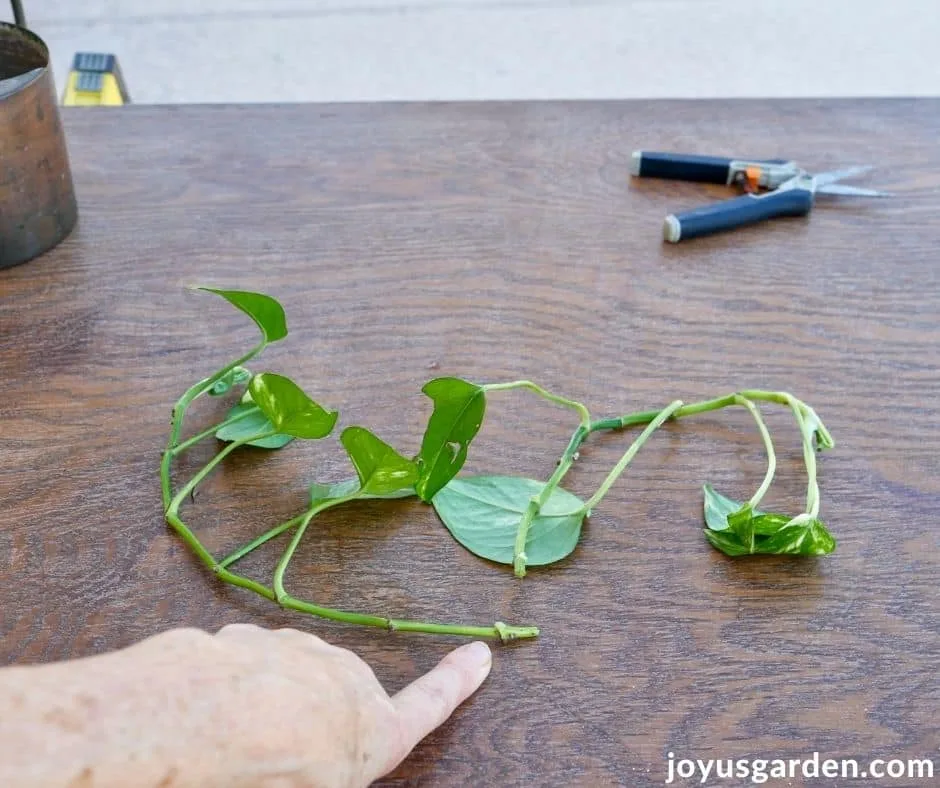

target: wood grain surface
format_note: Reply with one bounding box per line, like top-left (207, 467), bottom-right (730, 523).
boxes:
top-left (1, 99), bottom-right (938, 787)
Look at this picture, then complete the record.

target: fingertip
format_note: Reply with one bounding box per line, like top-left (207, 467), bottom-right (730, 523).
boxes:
top-left (449, 640), bottom-right (492, 687)
top-left (386, 639), bottom-right (495, 771)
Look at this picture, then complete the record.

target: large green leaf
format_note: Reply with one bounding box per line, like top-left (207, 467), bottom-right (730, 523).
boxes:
top-left (309, 478), bottom-right (416, 506)
top-left (197, 287), bottom-right (288, 343)
top-left (340, 426), bottom-right (419, 496)
top-left (432, 475), bottom-right (586, 566)
top-left (414, 377), bottom-right (486, 502)
top-left (248, 372), bottom-right (338, 439)
top-left (215, 402), bottom-right (293, 449)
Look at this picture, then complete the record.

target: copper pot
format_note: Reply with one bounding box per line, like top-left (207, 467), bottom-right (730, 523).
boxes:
top-left (0, 21), bottom-right (77, 269)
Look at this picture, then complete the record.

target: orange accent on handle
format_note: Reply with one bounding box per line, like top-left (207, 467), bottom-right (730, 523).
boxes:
top-left (745, 166), bottom-right (762, 192)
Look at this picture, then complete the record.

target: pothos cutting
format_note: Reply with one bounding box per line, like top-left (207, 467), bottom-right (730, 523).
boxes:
top-left (161, 287), bottom-right (837, 642)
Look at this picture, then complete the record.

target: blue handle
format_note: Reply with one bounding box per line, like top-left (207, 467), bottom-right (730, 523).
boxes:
top-left (632, 151), bottom-right (793, 185)
top-left (633, 151), bottom-right (734, 184)
top-left (664, 189), bottom-right (815, 242)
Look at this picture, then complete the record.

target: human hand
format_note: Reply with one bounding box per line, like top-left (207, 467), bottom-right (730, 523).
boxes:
top-left (0, 624), bottom-right (494, 788)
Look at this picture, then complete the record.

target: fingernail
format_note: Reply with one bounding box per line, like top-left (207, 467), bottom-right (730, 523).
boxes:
top-left (463, 641), bottom-right (492, 675)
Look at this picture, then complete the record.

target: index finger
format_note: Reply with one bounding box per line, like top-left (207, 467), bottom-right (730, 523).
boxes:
top-left (378, 641), bottom-right (493, 777)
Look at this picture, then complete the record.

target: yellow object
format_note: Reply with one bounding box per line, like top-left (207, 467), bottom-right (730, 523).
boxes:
top-left (61, 53), bottom-right (130, 106)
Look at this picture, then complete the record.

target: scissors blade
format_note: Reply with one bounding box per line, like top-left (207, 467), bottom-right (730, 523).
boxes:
top-left (812, 165), bottom-right (873, 187)
top-left (815, 183), bottom-right (893, 198)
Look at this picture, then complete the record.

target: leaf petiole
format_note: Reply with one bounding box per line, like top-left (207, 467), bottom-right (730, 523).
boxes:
top-left (272, 494), bottom-right (360, 602)
top-left (161, 344), bottom-right (265, 509)
top-left (167, 433), bottom-right (274, 518)
top-left (170, 406), bottom-right (261, 458)
top-left (483, 380), bottom-right (592, 429)
top-left (733, 395), bottom-right (776, 510)
top-left (580, 400), bottom-right (685, 513)
top-left (782, 396), bottom-right (819, 517)
top-left (217, 512), bottom-right (307, 569)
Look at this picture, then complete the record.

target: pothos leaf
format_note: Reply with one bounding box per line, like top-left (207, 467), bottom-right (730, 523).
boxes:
top-left (703, 485), bottom-right (791, 536)
top-left (703, 484), bottom-right (740, 532)
top-left (414, 377), bottom-right (486, 502)
top-left (197, 287), bottom-right (288, 344)
top-left (340, 426), bottom-right (419, 496)
top-left (432, 475), bottom-right (586, 567)
top-left (702, 485), bottom-right (836, 556)
top-left (703, 528), bottom-right (753, 557)
top-left (727, 506), bottom-right (756, 551)
top-left (756, 518), bottom-right (836, 555)
top-left (248, 372), bottom-right (338, 439)
top-left (309, 478), bottom-right (362, 504)
top-left (750, 513), bottom-right (794, 536)
top-left (309, 478), bottom-right (416, 506)
top-left (215, 401), bottom-right (293, 449)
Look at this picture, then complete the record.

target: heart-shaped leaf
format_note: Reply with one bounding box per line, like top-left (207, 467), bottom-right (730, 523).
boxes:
top-left (248, 372), bottom-right (338, 439)
top-left (198, 287), bottom-right (288, 344)
top-left (432, 475), bottom-right (586, 566)
top-left (215, 402), bottom-right (293, 449)
top-left (340, 426), bottom-right (419, 496)
top-left (309, 478), bottom-right (416, 506)
top-left (414, 378), bottom-right (486, 502)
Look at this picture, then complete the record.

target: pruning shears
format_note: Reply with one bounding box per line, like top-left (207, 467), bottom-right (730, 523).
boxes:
top-left (630, 151), bottom-right (892, 243)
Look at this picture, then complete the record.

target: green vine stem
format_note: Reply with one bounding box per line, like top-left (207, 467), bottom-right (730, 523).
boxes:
top-left (499, 388), bottom-right (829, 576)
top-left (161, 347), bottom-right (263, 509)
top-left (513, 399), bottom-right (683, 577)
top-left (162, 375), bottom-right (539, 642)
top-left (261, 495), bottom-right (539, 639)
top-left (571, 389), bottom-right (825, 514)
top-left (510, 423), bottom-right (590, 577)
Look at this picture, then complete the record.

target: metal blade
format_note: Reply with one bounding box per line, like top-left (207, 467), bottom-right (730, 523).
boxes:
top-left (815, 183), bottom-right (893, 198)
top-left (812, 165), bottom-right (874, 187)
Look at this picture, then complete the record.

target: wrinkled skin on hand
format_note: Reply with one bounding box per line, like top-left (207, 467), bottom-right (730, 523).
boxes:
top-left (0, 624), bottom-right (493, 788)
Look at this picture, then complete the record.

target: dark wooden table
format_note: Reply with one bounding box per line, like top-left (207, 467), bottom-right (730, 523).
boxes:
top-left (2, 99), bottom-right (938, 786)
